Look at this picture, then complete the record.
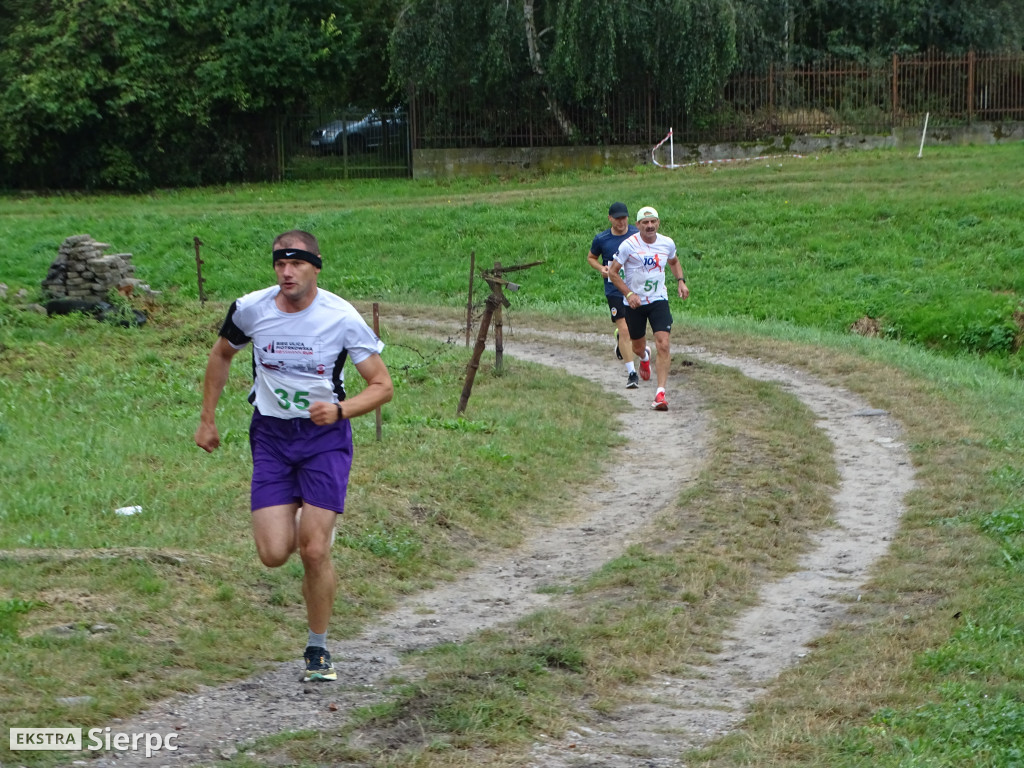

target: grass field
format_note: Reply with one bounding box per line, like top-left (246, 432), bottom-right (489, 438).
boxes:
top-left (1, 143), bottom-right (1023, 766)
top-left (4, 143), bottom-right (1023, 370)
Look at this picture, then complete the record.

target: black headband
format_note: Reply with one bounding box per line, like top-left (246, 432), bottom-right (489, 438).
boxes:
top-left (272, 248), bottom-right (322, 269)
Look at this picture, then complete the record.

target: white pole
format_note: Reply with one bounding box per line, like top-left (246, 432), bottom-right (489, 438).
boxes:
top-left (917, 112), bottom-right (930, 158)
top-left (669, 128), bottom-right (674, 168)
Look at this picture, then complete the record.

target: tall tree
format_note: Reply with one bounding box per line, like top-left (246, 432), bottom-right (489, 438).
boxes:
top-left (732, 0), bottom-right (1024, 70)
top-left (389, 0), bottom-right (533, 101)
top-left (333, 0), bottom-right (406, 109)
top-left (621, 0), bottom-right (737, 115)
top-left (548, 0), bottom-right (628, 102)
top-left (390, 0), bottom-right (736, 138)
top-left (0, 0), bottom-right (355, 189)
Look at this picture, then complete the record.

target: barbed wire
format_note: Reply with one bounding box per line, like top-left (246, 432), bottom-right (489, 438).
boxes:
top-left (382, 298), bottom-right (507, 374)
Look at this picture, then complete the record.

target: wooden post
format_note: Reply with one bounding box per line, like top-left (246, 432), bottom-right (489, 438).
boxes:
top-left (275, 115), bottom-right (284, 182)
top-left (457, 258), bottom-right (543, 416)
top-left (466, 250), bottom-right (475, 347)
top-left (493, 261), bottom-right (504, 373)
top-left (891, 53), bottom-right (899, 130)
top-left (458, 292), bottom-right (499, 415)
top-left (373, 302), bottom-right (382, 441)
top-left (967, 50), bottom-right (975, 125)
top-left (194, 237), bottom-right (206, 306)
top-left (406, 81), bottom-right (417, 174)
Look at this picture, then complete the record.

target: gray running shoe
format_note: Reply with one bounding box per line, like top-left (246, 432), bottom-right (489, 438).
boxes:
top-left (626, 371), bottom-right (639, 389)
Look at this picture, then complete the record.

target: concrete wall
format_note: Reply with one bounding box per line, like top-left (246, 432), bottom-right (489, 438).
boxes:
top-left (412, 145), bottom-right (651, 178)
top-left (412, 122), bottom-right (1023, 179)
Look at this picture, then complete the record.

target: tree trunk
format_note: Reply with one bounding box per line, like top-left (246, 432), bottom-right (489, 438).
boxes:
top-left (522, 0), bottom-right (576, 139)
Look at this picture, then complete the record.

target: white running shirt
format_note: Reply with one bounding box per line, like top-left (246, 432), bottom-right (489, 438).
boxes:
top-left (612, 233), bottom-right (678, 305)
top-left (220, 286), bottom-right (384, 420)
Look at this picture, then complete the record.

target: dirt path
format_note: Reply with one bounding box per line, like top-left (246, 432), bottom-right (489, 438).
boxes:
top-left (85, 329), bottom-right (914, 767)
top-left (526, 344), bottom-right (915, 766)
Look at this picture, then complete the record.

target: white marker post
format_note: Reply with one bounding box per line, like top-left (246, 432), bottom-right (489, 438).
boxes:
top-left (917, 112), bottom-right (930, 158)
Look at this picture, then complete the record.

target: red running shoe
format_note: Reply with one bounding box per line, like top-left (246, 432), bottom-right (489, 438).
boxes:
top-left (652, 391), bottom-right (668, 411)
top-left (639, 347), bottom-right (652, 381)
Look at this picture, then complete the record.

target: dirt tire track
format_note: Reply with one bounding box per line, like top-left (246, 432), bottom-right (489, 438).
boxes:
top-left (76, 329), bottom-right (913, 767)
top-left (527, 345), bottom-right (915, 767)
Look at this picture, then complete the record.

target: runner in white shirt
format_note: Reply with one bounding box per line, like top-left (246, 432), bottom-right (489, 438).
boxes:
top-left (608, 206), bottom-right (689, 411)
top-left (195, 229), bottom-right (393, 683)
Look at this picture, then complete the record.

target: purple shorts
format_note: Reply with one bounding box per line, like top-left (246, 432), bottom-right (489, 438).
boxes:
top-left (248, 410), bottom-right (353, 514)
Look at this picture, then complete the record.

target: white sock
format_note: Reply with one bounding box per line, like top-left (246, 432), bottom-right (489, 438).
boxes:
top-left (626, 362), bottom-right (635, 374)
top-left (307, 629), bottom-right (327, 650)
top-left (641, 350), bottom-right (650, 362)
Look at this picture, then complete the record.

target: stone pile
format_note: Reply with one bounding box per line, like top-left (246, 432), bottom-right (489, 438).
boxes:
top-left (41, 234), bottom-right (137, 300)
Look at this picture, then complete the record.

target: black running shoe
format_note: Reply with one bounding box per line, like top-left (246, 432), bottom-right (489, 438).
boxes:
top-left (302, 646), bottom-right (337, 682)
top-left (626, 371), bottom-right (640, 389)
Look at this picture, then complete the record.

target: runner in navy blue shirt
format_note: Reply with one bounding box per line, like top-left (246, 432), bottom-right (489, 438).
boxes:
top-left (587, 202), bottom-right (650, 388)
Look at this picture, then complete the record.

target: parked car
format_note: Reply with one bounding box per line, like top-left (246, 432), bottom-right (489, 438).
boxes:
top-left (310, 109), bottom-right (406, 154)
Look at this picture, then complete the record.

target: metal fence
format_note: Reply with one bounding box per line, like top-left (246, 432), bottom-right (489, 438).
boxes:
top-left (409, 50), bottom-right (1024, 148)
top-left (281, 107), bottom-right (412, 181)
top-left (278, 51), bottom-right (1023, 179)
top-left (895, 51), bottom-right (1024, 123)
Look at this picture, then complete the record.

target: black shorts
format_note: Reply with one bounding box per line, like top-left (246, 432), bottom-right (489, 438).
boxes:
top-left (605, 294), bottom-right (627, 324)
top-left (625, 300), bottom-right (673, 339)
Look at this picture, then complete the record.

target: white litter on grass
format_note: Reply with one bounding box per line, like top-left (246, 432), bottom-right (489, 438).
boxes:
top-left (114, 505), bottom-right (143, 516)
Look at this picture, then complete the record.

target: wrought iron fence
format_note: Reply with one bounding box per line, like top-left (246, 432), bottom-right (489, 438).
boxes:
top-left (277, 51), bottom-right (1023, 179)
top-left (408, 50), bottom-right (1024, 149)
top-left (280, 106), bottom-right (412, 181)
top-left (895, 51), bottom-right (1024, 123)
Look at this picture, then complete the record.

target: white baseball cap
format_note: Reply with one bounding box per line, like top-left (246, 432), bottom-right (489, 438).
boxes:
top-left (636, 206), bottom-right (659, 222)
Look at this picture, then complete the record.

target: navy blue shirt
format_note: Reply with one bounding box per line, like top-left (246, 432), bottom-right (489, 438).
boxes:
top-left (590, 225), bottom-right (639, 297)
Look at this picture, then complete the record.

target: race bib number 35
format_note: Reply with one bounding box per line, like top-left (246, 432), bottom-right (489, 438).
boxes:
top-left (273, 389), bottom-right (310, 410)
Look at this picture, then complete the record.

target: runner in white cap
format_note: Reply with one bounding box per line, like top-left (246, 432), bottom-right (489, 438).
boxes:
top-left (606, 206), bottom-right (689, 410)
